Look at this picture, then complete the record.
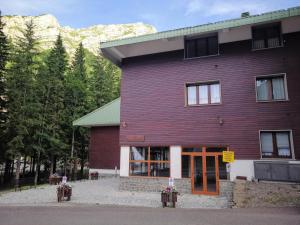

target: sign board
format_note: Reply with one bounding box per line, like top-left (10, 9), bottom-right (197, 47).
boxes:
top-left (168, 177), bottom-right (174, 187)
top-left (222, 151), bottom-right (234, 163)
top-left (126, 135), bottom-right (145, 142)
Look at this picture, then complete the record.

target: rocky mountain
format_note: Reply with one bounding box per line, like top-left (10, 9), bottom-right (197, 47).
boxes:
top-left (2, 14), bottom-right (156, 56)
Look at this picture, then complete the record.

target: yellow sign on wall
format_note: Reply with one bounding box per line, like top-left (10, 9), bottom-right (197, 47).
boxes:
top-left (222, 151), bottom-right (234, 163)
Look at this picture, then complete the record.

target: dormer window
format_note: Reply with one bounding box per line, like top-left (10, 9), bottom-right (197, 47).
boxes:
top-left (252, 23), bottom-right (282, 50)
top-left (185, 35), bottom-right (218, 59)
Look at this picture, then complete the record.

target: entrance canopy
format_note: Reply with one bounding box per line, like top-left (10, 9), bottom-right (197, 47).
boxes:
top-left (73, 98), bottom-right (120, 127)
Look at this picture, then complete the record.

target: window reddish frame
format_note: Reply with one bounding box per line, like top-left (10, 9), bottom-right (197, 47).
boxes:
top-left (185, 81), bottom-right (221, 106)
top-left (129, 146), bottom-right (170, 177)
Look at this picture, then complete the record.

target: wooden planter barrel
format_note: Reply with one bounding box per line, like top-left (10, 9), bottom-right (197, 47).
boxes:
top-left (161, 192), bottom-right (178, 208)
top-left (57, 185), bottom-right (72, 202)
top-left (90, 172), bottom-right (99, 180)
top-left (49, 176), bottom-right (62, 185)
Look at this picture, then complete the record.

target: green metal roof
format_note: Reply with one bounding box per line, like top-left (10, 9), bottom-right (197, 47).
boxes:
top-left (101, 6), bottom-right (300, 49)
top-left (73, 98), bottom-right (120, 127)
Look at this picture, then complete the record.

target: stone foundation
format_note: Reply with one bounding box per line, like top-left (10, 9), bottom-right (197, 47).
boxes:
top-left (220, 180), bottom-right (234, 200)
top-left (233, 180), bottom-right (300, 208)
top-left (119, 177), bottom-right (191, 193)
top-left (119, 177), bottom-right (234, 196)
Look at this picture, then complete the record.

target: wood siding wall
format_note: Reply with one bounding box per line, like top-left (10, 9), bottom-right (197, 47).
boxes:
top-left (119, 32), bottom-right (300, 160)
top-left (89, 126), bottom-right (120, 169)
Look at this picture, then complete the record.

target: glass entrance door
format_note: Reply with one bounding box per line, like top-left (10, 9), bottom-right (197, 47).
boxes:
top-left (192, 154), bottom-right (219, 195)
top-left (193, 156), bottom-right (203, 192)
top-left (206, 156), bottom-right (217, 193)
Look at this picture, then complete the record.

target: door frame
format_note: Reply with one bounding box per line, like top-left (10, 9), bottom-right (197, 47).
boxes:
top-left (182, 147), bottom-right (223, 195)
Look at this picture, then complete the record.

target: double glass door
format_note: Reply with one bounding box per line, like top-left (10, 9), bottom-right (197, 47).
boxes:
top-left (190, 153), bottom-right (220, 195)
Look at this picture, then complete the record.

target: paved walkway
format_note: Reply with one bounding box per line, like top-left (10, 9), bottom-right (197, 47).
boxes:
top-left (0, 177), bottom-right (230, 208)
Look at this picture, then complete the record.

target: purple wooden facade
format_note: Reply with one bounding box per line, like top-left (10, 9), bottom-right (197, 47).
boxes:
top-left (119, 32), bottom-right (300, 160)
top-left (89, 126), bottom-right (120, 169)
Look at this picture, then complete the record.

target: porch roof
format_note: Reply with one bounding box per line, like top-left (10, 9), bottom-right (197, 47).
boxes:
top-left (72, 98), bottom-right (120, 127)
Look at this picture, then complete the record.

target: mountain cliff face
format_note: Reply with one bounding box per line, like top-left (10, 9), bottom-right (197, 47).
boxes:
top-left (2, 14), bottom-right (156, 56)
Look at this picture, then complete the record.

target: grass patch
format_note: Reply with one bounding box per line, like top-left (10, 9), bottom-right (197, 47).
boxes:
top-left (0, 183), bottom-right (49, 195)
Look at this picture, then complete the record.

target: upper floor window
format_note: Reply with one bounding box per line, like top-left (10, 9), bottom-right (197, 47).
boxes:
top-left (185, 35), bottom-right (218, 58)
top-left (186, 81), bottom-right (221, 106)
top-left (260, 131), bottom-right (292, 158)
top-left (252, 23), bottom-right (282, 50)
top-left (256, 74), bottom-right (287, 101)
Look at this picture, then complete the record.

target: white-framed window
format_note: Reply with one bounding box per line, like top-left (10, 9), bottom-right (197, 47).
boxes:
top-left (259, 130), bottom-right (293, 159)
top-left (256, 73), bottom-right (288, 101)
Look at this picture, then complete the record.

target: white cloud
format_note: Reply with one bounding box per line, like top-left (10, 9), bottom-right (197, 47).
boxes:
top-left (185, 0), bottom-right (268, 17)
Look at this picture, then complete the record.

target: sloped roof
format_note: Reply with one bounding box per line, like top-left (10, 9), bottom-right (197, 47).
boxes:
top-left (73, 98), bottom-right (120, 127)
top-left (100, 6), bottom-right (300, 49)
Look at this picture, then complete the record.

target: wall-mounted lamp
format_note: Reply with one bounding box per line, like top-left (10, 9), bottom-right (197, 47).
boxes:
top-left (121, 121), bottom-right (127, 128)
top-left (218, 116), bottom-right (224, 126)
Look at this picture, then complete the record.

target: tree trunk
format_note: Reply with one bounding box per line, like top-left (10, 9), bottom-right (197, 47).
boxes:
top-left (4, 160), bottom-right (12, 183)
top-left (64, 160), bottom-right (67, 176)
top-left (31, 155), bottom-right (36, 175)
top-left (50, 154), bottom-right (54, 176)
top-left (34, 151), bottom-right (40, 187)
top-left (10, 159), bottom-right (14, 177)
top-left (53, 156), bottom-right (57, 174)
top-left (70, 129), bottom-right (75, 180)
top-left (22, 155), bottom-right (27, 175)
top-left (15, 156), bottom-right (21, 190)
top-left (80, 159), bottom-right (84, 179)
top-left (29, 157), bottom-right (32, 173)
top-left (73, 157), bottom-right (77, 181)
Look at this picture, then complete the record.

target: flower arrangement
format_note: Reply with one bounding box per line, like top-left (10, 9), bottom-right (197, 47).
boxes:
top-left (57, 181), bottom-right (71, 188)
top-left (49, 173), bottom-right (61, 178)
top-left (161, 185), bottom-right (177, 193)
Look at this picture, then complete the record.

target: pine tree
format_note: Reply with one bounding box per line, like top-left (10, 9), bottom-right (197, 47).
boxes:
top-left (0, 10), bottom-right (9, 123)
top-left (87, 54), bottom-right (120, 110)
top-left (71, 42), bottom-right (86, 81)
top-left (35, 34), bottom-right (67, 180)
top-left (0, 10), bottom-right (10, 182)
top-left (5, 20), bottom-right (39, 187)
top-left (64, 43), bottom-right (89, 180)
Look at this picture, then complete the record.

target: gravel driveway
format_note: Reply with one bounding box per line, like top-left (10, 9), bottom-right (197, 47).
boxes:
top-left (0, 177), bottom-right (230, 208)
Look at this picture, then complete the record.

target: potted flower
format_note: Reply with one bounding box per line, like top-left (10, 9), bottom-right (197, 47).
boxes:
top-left (161, 186), bottom-right (178, 208)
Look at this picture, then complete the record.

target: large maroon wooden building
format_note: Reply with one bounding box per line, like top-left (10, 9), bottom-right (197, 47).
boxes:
top-left (77, 7), bottom-right (300, 195)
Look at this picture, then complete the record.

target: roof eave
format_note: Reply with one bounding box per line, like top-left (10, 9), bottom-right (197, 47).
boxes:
top-left (101, 48), bottom-right (122, 66)
top-left (73, 123), bottom-right (120, 127)
top-left (100, 7), bottom-right (300, 50)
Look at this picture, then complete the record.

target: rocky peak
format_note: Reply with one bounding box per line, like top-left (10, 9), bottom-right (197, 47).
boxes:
top-left (2, 14), bottom-right (156, 56)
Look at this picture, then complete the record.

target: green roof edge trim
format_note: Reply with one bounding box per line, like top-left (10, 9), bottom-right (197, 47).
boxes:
top-left (72, 97), bottom-right (120, 127)
top-left (100, 7), bottom-right (300, 49)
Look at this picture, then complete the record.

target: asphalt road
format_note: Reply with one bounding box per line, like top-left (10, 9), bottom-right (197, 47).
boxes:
top-left (0, 205), bottom-right (299, 225)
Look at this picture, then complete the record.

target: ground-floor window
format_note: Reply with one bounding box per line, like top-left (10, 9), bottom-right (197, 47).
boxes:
top-left (129, 146), bottom-right (170, 177)
top-left (260, 131), bottom-right (292, 158)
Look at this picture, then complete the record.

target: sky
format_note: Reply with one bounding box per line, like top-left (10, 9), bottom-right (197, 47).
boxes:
top-left (1, 0), bottom-right (299, 31)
